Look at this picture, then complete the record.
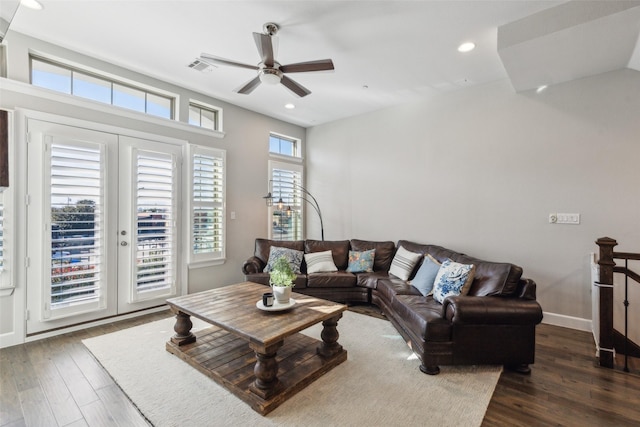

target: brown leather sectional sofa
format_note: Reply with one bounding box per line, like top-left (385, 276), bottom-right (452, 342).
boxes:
top-left (242, 238), bottom-right (543, 375)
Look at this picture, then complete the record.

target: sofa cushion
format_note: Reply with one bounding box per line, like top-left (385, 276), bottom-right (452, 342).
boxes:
top-left (432, 260), bottom-right (475, 304)
top-left (391, 294), bottom-right (451, 341)
top-left (304, 250), bottom-right (338, 274)
top-left (355, 271), bottom-right (389, 289)
top-left (389, 246), bottom-right (422, 281)
top-left (263, 246), bottom-right (304, 274)
top-left (306, 271), bottom-right (357, 288)
top-left (376, 277), bottom-right (422, 302)
top-left (410, 254), bottom-right (441, 296)
top-left (346, 249), bottom-right (375, 273)
top-left (305, 240), bottom-right (350, 270)
top-left (254, 238), bottom-right (304, 264)
top-left (246, 272), bottom-right (308, 288)
top-left (350, 239), bottom-right (396, 272)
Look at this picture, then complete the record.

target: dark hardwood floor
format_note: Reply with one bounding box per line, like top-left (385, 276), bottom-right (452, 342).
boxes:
top-left (1, 308), bottom-right (639, 426)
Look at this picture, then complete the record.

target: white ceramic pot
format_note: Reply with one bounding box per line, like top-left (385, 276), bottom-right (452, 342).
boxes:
top-left (272, 285), bottom-right (292, 304)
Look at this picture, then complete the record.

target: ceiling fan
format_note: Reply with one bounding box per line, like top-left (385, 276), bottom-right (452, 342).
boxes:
top-left (198, 22), bottom-right (334, 98)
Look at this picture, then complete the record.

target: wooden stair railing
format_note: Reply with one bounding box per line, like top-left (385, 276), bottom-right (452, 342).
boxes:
top-left (595, 237), bottom-right (640, 371)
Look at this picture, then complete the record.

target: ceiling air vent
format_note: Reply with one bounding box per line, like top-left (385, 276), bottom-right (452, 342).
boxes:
top-left (187, 59), bottom-right (213, 72)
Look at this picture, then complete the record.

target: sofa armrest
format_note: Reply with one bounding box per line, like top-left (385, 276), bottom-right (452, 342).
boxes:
top-left (242, 256), bottom-right (264, 275)
top-left (443, 295), bottom-right (543, 325)
top-left (517, 278), bottom-right (537, 300)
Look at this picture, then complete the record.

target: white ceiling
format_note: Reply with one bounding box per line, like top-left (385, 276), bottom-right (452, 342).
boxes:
top-left (7, 1), bottom-right (640, 127)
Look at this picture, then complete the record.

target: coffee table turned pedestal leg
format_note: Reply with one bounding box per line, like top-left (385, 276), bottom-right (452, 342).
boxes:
top-left (318, 313), bottom-right (343, 358)
top-left (249, 341), bottom-right (284, 399)
top-left (170, 311), bottom-right (196, 346)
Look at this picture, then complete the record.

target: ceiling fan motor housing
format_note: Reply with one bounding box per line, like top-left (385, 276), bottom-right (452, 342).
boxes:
top-left (259, 67), bottom-right (283, 84)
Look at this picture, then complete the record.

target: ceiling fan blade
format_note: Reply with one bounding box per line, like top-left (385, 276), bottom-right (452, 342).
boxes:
top-left (200, 53), bottom-right (259, 71)
top-left (235, 76), bottom-right (262, 95)
top-left (253, 32), bottom-right (276, 67)
top-left (280, 75), bottom-right (311, 97)
top-left (280, 59), bottom-right (334, 73)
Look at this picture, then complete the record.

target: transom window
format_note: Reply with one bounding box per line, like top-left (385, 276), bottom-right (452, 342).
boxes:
top-left (189, 102), bottom-right (220, 131)
top-left (269, 133), bottom-right (299, 158)
top-left (30, 57), bottom-right (174, 119)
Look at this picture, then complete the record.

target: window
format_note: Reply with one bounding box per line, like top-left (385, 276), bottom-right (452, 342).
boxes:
top-left (190, 146), bottom-right (225, 264)
top-left (188, 102), bottom-right (220, 131)
top-left (269, 160), bottom-right (303, 241)
top-left (269, 133), bottom-right (299, 157)
top-left (30, 57), bottom-right (174, 119)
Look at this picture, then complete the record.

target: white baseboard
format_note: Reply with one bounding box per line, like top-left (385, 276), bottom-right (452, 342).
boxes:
top-left (542, 311), bottom-right (592, 332)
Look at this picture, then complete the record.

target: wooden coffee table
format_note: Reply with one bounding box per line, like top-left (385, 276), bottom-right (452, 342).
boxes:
top-left (165, 281), bottom-right (348, 415)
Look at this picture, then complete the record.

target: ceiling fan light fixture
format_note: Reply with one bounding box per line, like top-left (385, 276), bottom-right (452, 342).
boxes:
top-left (259, 68), bottom-right (282, 85)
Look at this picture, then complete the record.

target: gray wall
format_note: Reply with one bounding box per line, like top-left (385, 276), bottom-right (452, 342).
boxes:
top-left (306, 69), bottom-right (640, 324)
top-left (0, 32), bottom-right (304, 341)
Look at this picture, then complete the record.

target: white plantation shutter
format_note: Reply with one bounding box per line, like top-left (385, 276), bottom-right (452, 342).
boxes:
top-left (0, 203), bottom-right (4, 273)
top-left (47, 140), bottom-right (105, 317)
top-left (191, 146), bottom-right (225, 263)
top-left (269, 161), bottom-right (303, 241)
top-left (133, 149), bottom-right (177, 298)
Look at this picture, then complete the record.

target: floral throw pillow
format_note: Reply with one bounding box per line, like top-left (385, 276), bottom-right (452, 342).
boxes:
top-left (432, 259), bottom-right (476, 304)
top-left (263, 246), bottom-right (304, 274)
top-left (346, 249), bottom-right (376, 273)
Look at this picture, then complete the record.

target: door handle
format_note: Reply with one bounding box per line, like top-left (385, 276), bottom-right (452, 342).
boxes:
top-left (120, 241), bottom-right (128, 246)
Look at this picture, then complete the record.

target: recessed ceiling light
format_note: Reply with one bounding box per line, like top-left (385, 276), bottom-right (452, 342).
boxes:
top-left (536, 85), bottom-right (548, 94)
top-left (457, 42), bottom-right (475, 53)
top-left (284, 103), bottom-right (295, 109)
top-left (21, 0), bottom-right (43, 10)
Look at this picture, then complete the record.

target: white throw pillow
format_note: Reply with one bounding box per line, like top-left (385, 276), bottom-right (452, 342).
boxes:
top-left (305, 250), bottom-right (338, 274)
top-left (389, 246), bottom-right (422, 281)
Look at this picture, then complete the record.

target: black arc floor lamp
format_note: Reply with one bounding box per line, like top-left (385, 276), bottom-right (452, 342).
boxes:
top-left (263, 180), bottom-right (324, 241)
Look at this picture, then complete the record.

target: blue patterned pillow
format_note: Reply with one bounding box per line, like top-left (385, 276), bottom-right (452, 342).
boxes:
top-left (410, 254), bottom-right (441, 296)
top-left (263, 246), bottom-right (304, 274)
top-left (432, 259), bottom-right (476, 304)
top-left (346, 249), bottom-right (376, 273)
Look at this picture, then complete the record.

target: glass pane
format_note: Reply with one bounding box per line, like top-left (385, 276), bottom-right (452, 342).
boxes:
top-left (32, 59), bottom-right (71, 94)
top-left (113, 83), bottom-right (145, 113)
top-left (201, 109), bottom-right (216, 130)
top-left (188, 105), bottom-right (201, 126)
top-left (192, 153), bottom-right (223, 255)
top-left (73, 72), bottom-right (111, 104)
top-left (136, 151), bottom-right (175, 294)
top-left (0, 203), bottom-right (4, 272)
top-left (280, 140), bottom-right (294, 156)
top-left (50, 143), bottom-right (103, 308)
top-left (271, 167), bottom-right (302, 240)
top-left (269, 136), bottom-right (280, 154)
top-left (147, 93), bottom-right (172, 119)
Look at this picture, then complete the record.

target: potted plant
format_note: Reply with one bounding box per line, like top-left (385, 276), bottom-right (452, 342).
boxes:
top-left (269, 256), bottom-right (296, 304)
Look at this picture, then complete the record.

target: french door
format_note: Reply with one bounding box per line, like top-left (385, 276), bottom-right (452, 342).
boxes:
top-left (26, 119), bottom-right (182, 334)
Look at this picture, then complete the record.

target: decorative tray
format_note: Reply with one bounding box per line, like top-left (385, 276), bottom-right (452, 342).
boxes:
top-left (256, 298), bottom-right (296, 312)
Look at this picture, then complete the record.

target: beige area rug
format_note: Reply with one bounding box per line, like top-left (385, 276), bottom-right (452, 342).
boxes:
top-left (83, 311), bottom-right (501, 427)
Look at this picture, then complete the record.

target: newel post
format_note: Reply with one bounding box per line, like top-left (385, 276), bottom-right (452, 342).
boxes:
top-left (596, 237), bottom-right (617, 368)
